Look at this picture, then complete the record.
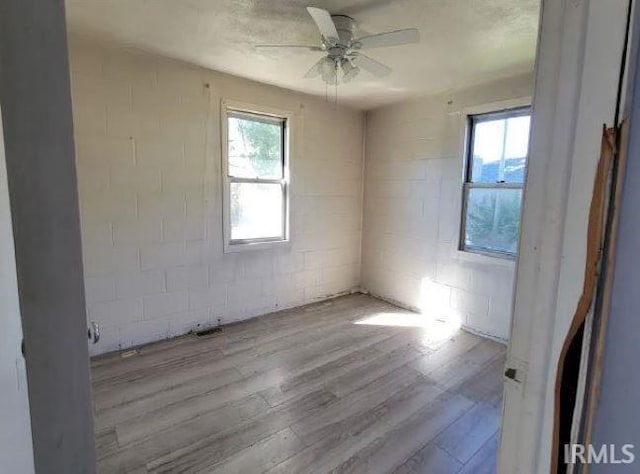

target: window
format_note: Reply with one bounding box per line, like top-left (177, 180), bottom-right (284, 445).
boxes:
top-left (222, 102), bottom-right (290, 252)
top-left (460, 107), bottom-right (531, 258)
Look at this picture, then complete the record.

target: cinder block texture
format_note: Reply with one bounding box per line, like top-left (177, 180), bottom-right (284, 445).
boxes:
top-left (69, 39), bottom-right (363, 355)
top-left (361, 74), bottom-right (533, 340)
top-left (71, 36), bottom-right (531, 354)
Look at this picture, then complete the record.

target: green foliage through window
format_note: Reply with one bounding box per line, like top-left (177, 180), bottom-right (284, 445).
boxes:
top-left (465, 188), bottom-right (522, 255)
top-left (228, 115), bottom-right (283, 179)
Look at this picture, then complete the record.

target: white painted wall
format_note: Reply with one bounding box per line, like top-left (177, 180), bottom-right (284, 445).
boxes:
top-left (68, 38), bottom-right (363, 355)
top-left (361, 73), bottom-right (533, 340)
top-left (0, 110), bottom-right (34, 473)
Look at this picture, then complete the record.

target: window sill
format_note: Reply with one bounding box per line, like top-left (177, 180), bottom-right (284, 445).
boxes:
top-left (223, 239), bottom-right (290, 254)
top-left (456, 247), bottom-right (517, 266)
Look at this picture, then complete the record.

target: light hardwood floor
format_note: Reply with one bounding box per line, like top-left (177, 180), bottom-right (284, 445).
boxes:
top-left (91, 294), bottom-right (506, 473)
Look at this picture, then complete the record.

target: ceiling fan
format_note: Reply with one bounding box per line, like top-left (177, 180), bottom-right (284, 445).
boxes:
top-left (256, 7), bottom-right (420, 85)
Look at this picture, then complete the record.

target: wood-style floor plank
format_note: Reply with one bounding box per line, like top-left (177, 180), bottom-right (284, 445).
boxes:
top-left (97, 394), bottom-right (269, 471)
top-left (328, 392), bottom-right (475, 473)
top-left (147, 390), bottom-right (337, 473)
top-left (289, 366), bottom-right (426, 446)
top-left (91, 294), bottom-right (506, 473)
top-left (208, 427), bottom-right (305, 474)
top-left (393, 443), bottom-right (463, 474)
top-left (268, 379), bottom-right (445, 474)
top-left (458, 431), bottom-right (500, 474)
top-left (434, 395), bottom-right (502, 463)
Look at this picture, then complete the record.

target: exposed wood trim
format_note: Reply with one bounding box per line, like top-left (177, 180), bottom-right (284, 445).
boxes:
top-left (550, 126), bottom-right (615, 472)
top-left (580, 119), bottom-right (630, 467)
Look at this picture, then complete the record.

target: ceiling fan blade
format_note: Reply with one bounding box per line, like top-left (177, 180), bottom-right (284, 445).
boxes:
top-left (353, 28), bottom-right (420, 50)
top-left (352, 53), bottom-right (391, 77)
top-left (304, 57), bottom-right (326, 78)
top-left (256, 44), bottom-right (323, 51)
top-left (306, 7), bottom-right (339, 41)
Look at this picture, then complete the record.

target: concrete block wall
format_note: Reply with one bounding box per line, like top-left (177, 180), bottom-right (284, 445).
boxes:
top-left (361, 73), bottom-right (533, 340)
top-left (68, 38), bottom-right (363, 355)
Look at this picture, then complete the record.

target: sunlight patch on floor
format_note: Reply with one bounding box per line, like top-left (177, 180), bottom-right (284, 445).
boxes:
top-left (354, 311), bottom-right (461, 344)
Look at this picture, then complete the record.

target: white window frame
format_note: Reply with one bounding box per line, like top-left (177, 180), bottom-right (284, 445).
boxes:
top-left (221, 99), bottom-right (292, 253)
top-left (460, 106), bottom-right (531, 259)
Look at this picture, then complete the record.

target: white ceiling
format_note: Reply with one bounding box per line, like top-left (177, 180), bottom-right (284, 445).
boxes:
top-left (65, 0), bottom-right (540, 110)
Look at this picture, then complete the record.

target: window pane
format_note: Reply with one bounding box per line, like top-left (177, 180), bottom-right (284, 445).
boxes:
top-left (464, 187), bottom-right (522, 255)
top-left (230, 182), bottom-right (284, 241)
top-left (503, 115), bottom-right (530, 182)
top-left (470, 113), bottom-right (530, 184)
top-left (228, 116), bottom-right (283, 179)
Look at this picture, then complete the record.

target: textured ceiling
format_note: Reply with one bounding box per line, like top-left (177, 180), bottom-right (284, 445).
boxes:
top-left (65, 0), bottom-right (540, 110)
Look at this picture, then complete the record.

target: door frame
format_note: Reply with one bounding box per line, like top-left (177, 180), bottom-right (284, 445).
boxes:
top-left (498, 0), bottom-right (633, 472)
top-left (0, 0), bottom-right (96, 471)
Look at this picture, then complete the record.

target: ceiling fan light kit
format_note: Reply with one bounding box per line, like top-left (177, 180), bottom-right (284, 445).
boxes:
top-left (341, 59), bottom-right (359, 83)
top-left (256, 6), bottom-right (420, 86)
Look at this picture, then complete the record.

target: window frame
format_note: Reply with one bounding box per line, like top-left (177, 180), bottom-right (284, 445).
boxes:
top-left (459, 106), bottom-right (531, 259)
top-left (221, 99), bottom-right (291, 253)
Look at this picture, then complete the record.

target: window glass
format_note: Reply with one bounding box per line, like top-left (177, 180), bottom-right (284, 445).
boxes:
top-left (470, 114), bottom-right (530, 184)
top-left (228, 116), bottom-right (283, 179)
top-left (230, 182), bottom-right (284, 241)
top-left (464, 187), bottom-right (523, 255)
